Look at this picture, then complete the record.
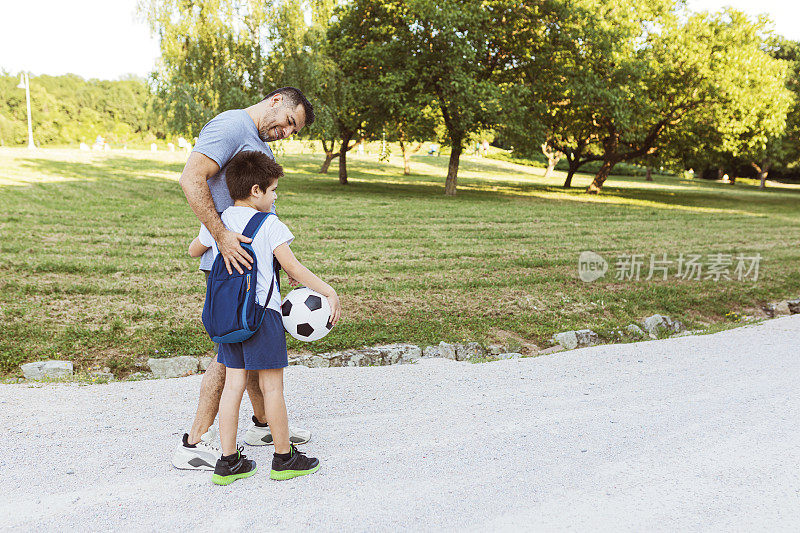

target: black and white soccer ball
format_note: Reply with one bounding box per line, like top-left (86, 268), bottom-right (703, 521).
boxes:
top-left (280, 287), bottom-right (333, 342)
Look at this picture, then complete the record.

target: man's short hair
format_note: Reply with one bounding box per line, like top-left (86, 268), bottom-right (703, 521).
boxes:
top-left (225, 151), bottom-right (283, 201)
top-left (263, 86), bottom-right (315, 126)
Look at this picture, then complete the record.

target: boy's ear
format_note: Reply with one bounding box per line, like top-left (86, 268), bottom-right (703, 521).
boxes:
top-left (251, 183), bottom-right (262, 197)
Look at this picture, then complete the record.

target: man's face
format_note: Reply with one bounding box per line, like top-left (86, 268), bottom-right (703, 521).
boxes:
top-left (259, 95), bottom-right (306, 142)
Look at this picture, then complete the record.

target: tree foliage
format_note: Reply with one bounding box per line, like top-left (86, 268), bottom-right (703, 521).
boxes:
top-left (139, 0), bottom-right (274, 137)
top-left (0, 73), bottom-right (165, 146)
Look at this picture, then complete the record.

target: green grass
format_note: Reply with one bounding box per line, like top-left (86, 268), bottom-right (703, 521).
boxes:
top-left (1, 146), bottom-right (799, 377)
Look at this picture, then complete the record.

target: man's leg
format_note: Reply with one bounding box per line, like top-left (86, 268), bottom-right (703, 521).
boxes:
top-left (187, 356), bottom-right (225, 444)
top-left (247, 370), bottom-right (267, 423)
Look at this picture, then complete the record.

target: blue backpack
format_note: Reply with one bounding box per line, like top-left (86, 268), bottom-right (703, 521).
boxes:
top-left (202, 211), bottom-right (280, 343)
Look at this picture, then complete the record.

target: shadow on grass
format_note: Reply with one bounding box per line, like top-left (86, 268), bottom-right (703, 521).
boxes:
top-left (17, 156), bottom-right (184, 184)
top-left (7, 154), bottom-right (800, 222)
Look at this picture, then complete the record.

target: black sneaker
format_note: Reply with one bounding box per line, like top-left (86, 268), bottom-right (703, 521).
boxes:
top-left (269, 444), bottom-right (320, 480)
top-left (212, 446), bottom-right (257, 485)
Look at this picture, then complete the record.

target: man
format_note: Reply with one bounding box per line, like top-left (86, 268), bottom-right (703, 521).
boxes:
top-left (172, 87), bottom-right (315, 471)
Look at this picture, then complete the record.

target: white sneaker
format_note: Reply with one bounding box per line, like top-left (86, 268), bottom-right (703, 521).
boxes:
top-left (243, 416), bottom-right (311, 446)
top-left (171, 427), bottom-right (221, 470)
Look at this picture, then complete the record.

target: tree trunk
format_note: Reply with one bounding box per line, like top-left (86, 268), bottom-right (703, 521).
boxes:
top-left (562, 146), bottom-right (584, 188)
top-left (544, 159), bottom-right (558, 179)
top-left (444, 138), bottom-right (463, 196)
top-left (319, 152), bottom-right (337, 174)
top-left (399, 139), bottom-right (411, 175)
top-left (587, 159), bottom-right (617, 194)
top-left (752, 159), bottom-right (770, 189)
top-left (339, 131), bottom-right (353, 185)
top-left (645, 167), bottom-right (653, 181)
top-left (563, 162), bottom-right (577, 188)
top-left (541, 142), bottom-right (562, 179)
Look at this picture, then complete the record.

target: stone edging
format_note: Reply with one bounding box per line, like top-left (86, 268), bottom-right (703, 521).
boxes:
top-left (17, 298), bottom-right (800, 381)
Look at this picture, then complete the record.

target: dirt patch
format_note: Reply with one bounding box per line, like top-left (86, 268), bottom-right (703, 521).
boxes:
top-left (487, 328), bottom-right (541, 355)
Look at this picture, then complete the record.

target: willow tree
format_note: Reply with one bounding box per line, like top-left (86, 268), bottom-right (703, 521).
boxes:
top-left (139, 0), bottom-right (276, 136)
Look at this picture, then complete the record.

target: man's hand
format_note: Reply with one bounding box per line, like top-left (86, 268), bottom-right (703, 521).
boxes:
top-left (218, 229), bottom-right (253, 274)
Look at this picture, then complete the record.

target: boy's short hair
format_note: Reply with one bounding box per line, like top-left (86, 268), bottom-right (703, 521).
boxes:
top-left (225, 151), bottom-right (283, 200)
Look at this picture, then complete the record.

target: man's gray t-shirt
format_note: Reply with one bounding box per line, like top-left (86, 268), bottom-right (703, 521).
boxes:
top-left (192, 109), bottom-right (275, 270)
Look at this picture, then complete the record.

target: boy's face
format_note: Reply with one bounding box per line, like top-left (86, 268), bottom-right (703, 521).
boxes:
top-left (251, 180), bottom-right (278, 212)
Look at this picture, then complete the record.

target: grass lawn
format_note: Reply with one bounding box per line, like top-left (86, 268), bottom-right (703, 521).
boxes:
top-left (1, 146), bottom-right (799, 377)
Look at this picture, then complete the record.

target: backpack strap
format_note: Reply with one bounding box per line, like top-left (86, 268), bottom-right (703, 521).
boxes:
top-left (241, 211), bottom-right (274, 240)
top-left (242, 211), bottom-right (280, 308)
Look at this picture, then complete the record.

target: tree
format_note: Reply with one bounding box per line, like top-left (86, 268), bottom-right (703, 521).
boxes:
top-left (582, 8), bottom-right (793, 193)
top-left (139, 0), bottom-right (274, 137)
top-left (328, 0), bottom-right (538, 195)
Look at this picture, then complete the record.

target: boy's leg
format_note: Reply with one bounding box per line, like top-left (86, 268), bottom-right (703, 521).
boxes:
top-left (261, 367), bottom-right (320, 480)
top-left (184, 361), bottom-right (266, 445)
top-left (219, 367), bottom-right (248, 455)
top-left (213, 366), bottom-right (258, 485)
top-left (258, 369), bottom-right (289, 453)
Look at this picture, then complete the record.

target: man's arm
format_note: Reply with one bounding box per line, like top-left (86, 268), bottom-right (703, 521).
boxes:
top-left (178, 152), bottom-right (253, 274)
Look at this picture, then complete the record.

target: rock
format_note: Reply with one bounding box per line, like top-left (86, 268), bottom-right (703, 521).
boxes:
top-left (21, 360), bottom-right (74, 380)
top-left (345, 351), bottom-right (368, 367)
top-left (372, 343), bottom-right (422, 364)
top-left (305, 355), bottom-right (330, 368)
top-left (787, 299), bottom-right (800, 314)
top-left (486, 344), bottom-right (505, 356)
top-left (642, 314), bottom-right (684, 335)
top-left (495, 352), bottom-right (522, 359)
top-left (765, 301), bottom-right (791, 317)
top-left (624, 324), bottom-right (646, 337)
top-left (423, 342), bottom-right (456, 360)
top-left (552, 331), bottom-right (578, 350)
top-left (537, 346), bottom-right (564, 355)
top-left (197, 357), bottom-right (214, 371)
top-left (423, 345), bottom-right (440, 358)
top-left (551, 329), bottom-right (598, 350)
top-left (147, 356), bottom-right (199, 378)
top-left (455, 342), bottom-right (485, 361)
top-left (90, 371), bottom-right (114, 382)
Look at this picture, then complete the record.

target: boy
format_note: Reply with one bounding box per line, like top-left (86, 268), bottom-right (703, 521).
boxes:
top-left (189, 150), bottom-right (341, 484)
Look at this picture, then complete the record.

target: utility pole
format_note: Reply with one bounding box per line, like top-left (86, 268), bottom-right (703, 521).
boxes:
top-left (17, 72), bottom-right (36, 149)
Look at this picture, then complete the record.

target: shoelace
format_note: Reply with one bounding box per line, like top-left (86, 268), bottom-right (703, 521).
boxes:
top-left (290, 444), bottom-right (308, 459)
top-left (200, 434), bottom-right (221, 453)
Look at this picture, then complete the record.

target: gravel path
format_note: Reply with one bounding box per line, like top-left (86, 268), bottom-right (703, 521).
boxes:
top-left (2, 316), bottom-right (799, 532)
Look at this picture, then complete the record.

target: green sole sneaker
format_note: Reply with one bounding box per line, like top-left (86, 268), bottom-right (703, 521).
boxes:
top-left (212, 466), bottom-right (258, 485)
top-left (270, 463), bottom-right (320, 480)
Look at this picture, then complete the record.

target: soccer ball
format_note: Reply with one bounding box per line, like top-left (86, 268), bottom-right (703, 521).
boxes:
top-left (280, 287), bottom-right (333, 342)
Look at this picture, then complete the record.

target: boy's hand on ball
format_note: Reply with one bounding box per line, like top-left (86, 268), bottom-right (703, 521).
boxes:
top-left (327, 291), bottom-right (341, 326)
top-left (219, 230), bottom-right (253, 274)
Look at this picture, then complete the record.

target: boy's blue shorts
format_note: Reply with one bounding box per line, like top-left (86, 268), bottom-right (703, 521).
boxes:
top-left (217, 309), bottom-right (288, 370)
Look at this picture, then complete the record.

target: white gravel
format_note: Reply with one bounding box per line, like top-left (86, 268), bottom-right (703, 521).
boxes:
top-left (2, 316), bottom-right (799, 532)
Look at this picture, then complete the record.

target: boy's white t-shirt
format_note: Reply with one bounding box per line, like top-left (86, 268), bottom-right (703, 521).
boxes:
top-left (198, 206), bottom-right (294, 312)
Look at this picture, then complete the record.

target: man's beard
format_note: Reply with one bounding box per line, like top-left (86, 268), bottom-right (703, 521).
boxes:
top-left (258, 126), bottom-right (271, 142)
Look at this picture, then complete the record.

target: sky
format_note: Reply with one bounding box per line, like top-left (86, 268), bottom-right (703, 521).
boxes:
top-left (0, 0), bottom-right (798, 81)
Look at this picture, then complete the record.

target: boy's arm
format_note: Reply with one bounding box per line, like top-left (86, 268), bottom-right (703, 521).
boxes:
top-left (273, 243), bottom-right (341, 325)
top-left (188, 237), bottom-right (210, 258)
